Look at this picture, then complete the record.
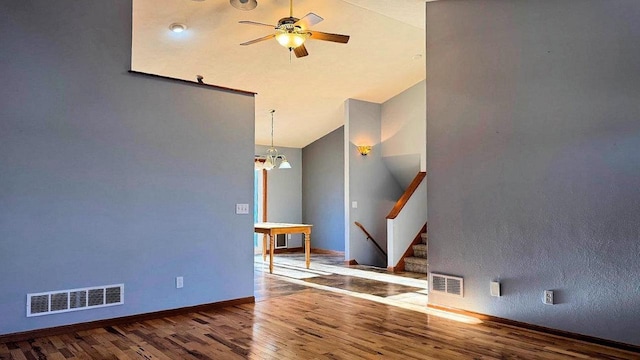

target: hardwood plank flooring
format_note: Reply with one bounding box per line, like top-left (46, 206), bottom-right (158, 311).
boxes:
top-left (1, 254), bottom-right (638, 359)
top-left (303, 274), bottom-right (425, 297)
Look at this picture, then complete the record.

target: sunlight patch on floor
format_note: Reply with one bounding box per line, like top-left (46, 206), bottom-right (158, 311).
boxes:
top-left (255, 254), bottom-right (482, 325)
top-left (385, 292), bottom-right (429, 306)
top-left (279, 276), bottom-right (482, 325)
top-left (257, 255), bottom-right (428, 288)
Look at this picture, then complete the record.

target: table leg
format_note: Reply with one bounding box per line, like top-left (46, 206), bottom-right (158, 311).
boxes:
top-left (269, 233), bottom-right (275, 274)
top-left (304, 231), bottom-right (311, 269)
top-left (262, 234), bottom-right (267, 261)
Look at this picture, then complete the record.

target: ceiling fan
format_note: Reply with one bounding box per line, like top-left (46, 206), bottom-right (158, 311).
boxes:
top-left (239, 0), bottom-right (350, 58)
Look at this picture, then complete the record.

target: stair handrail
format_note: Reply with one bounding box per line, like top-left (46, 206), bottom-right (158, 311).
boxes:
top-left (386, 172), bottom-right (427, 219)
top-left (354, 221), bottom-right (387, 257)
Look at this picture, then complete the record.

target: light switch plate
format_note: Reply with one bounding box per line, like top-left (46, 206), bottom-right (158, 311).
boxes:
top-left (490, 281), bottom-right (501, 297)
top-left (352, 201), bottom-right (358, 208)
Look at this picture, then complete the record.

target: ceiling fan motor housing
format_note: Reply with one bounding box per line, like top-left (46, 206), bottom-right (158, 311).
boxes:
top-left (277, 17), bottom-right (301, 30)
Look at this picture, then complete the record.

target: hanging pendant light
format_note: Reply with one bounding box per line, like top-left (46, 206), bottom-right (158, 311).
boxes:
top-left (230, 0), bottom-right (257, 11)
top-left (255, 110), bottom-right (291, 171)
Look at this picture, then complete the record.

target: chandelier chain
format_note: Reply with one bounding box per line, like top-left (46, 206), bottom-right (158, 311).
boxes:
top-left (270, 109), bottom-right (275, 148)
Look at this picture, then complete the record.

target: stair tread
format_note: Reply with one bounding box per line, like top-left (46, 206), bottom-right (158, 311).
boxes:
top-left (413, 244), bottom-right (427, 250)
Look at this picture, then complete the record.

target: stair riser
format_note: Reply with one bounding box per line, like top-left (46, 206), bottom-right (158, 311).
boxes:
top-left (405, 262), bottom-right (428, 274)
top-left (404, 256), bottom-right (428, 274)
top-left (413, 249), bottom-right (427, 258)
top-left (412, 243), bottom-right (427, 259)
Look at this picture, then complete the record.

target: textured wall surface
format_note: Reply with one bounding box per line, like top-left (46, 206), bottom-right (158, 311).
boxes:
top-left (381, 80), bottom-right (427, 189)
top-left (302, 126), bottom-right (344, 251)
top-left (346, 100), bottom-right (403, 267)
top-left (0, 0), bottom-right (255, 335)
top-left (426, 0), bottom-right (640, 345)
top-left (302, 127), bottom-right (345, 252)
top-left (255, 145), bottom-right (302, 247)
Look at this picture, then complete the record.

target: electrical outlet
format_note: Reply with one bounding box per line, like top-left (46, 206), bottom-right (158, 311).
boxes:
top-left (176, 276), bottom-right (184, 289)
top-left (543, 290), bottom-right (553, 305)
top-left (235, 203), bottom-right (250, 214)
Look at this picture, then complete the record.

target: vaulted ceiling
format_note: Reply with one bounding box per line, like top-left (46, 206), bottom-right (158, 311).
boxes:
top-left (132, 0), bottom-right (427, 148)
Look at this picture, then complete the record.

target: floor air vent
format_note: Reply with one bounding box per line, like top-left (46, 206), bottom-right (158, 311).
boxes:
top-left (429, 273), bottom-right (463, 298)
top-left (27, 284), bottom-right (123, 317)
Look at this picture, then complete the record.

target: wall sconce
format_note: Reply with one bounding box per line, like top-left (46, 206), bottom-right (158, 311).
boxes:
top-left (357, 145), bottom-right (372, 156)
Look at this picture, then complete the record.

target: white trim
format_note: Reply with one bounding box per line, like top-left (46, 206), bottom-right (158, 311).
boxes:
top-left (344, 99), bottom-right (351, 261)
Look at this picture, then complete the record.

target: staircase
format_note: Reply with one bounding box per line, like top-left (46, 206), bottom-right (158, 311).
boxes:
top-left (404, 232), bottom-right (428, 274)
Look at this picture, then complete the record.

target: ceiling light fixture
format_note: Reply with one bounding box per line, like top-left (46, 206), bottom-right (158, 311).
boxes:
top-left (169, 23), bottom-right (187, 33)
top-left (255, 110), bottom-right (291, 171)
top-left (230, 0), bottom-right (257, 11)
top-left (275, 29), bottom-right (308, 49)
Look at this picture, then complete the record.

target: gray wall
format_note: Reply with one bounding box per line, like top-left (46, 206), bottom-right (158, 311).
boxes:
top-left (381, 80), bottom-right (426, 189)
top-left (256, 145), bottom-right (303, 247)
top-left (0, 0), bottom-right (255, 335)
top-left (302, 127), bottom-right (345, 252)
top-left (346, 99), bottom-right (403, 267)
top-left (426, 0), bottom-right (640, 345)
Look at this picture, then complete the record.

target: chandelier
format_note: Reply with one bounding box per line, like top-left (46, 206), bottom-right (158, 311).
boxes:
top-left (255, 110), bottom-right (291, 171)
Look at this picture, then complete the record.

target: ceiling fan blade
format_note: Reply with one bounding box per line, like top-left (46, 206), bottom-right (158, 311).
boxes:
top-left (240, 34), bottom-right (275, 46)
top-left (239, 20), bottom-right (276, 28)
top-left (293, 44), bottom-right (309, 58)
top-left (295, 13), bottom-right (323, 30)
top-left (309, 31), bottom-right (350, 44)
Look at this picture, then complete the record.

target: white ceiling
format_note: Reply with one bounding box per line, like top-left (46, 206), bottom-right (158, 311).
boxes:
top-left (132, 0), bottom-right (427, 148)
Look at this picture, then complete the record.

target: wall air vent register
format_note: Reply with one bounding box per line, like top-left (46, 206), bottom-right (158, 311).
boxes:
top-left (27, 284), bottom-right (124, 317)
top-left (429, 273), bottom-right (464, 298)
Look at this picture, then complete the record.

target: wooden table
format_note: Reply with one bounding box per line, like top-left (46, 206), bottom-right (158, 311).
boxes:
top-left (254, 222), bottom-right (312, 274)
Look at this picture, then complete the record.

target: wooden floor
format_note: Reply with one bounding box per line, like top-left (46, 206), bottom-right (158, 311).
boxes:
top-left (1, 255), bottom-right (638, 359)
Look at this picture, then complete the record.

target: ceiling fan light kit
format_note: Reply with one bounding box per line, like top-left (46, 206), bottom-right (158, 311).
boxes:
top-left (230, 0), bottom-right (257, 11)
top-left (275, 30), bottom-right (307, 49)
